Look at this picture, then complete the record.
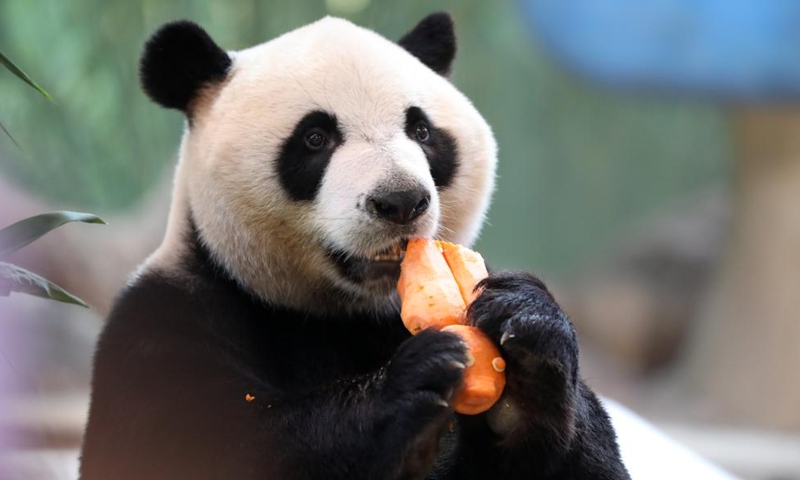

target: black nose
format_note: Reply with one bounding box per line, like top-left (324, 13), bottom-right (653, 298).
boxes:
top-left (367, 189), bottom-right (431, 225)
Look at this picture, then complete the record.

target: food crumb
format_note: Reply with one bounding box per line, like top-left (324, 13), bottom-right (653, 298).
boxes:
top-left (245, 394), bottom-right (255, 402)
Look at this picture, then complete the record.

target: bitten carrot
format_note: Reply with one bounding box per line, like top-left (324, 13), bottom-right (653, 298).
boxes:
top-left (439, 241), bottom-right (488, 304)
top-left (398, 238), bottom-right (505, 415)
top-left (398, 239), bottom-right (464, 333)
top-left (441, 325), bottom-right (506, 415)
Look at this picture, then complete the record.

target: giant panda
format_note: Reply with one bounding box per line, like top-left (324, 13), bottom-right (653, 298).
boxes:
top-left (81, 13), bottom-right (630, 480)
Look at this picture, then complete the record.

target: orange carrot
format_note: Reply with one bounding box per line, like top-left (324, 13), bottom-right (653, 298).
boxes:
top-left (439, 241), bottom-right (488, 304)
top-left (441, 325), bottom-right (506, 414)
top-left (398, 239), bottom-right (464, 333)
top-left (398, 239), bottom-right (505, 415)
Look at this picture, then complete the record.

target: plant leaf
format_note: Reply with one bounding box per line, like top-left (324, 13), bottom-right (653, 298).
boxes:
top-left (0, 261), bottom-right (88, 307)
top-left (0, 50), bottom-right (53, 101)
top-left (0, 211), bottom-right (106, 258)
top-left (0, 118), bottom-right (23, 152)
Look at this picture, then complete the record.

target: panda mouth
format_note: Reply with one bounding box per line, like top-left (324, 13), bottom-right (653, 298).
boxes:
top-left (327, 239), bottom-right (409, 287)
top-left (366, 239), bottom-right (408, 262)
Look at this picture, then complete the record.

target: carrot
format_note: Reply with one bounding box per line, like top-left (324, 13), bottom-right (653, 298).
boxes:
top-left (441, 325), bottom-right (506, 414)
top-left (398, 239), bottom-right (505, 415)
top-left (398, 239), bottom-right (464, 333)
top-left (439, 241), bottom-right (488, 304)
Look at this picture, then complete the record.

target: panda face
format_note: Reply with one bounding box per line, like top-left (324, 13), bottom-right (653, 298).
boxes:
top-left (143, 16), bottom-right (497, 313)
top-left (316, 104), bottom-right (464, 295)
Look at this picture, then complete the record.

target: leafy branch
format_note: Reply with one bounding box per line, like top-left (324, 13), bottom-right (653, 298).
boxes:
top-left (0, 50), bottom-right (106, 308)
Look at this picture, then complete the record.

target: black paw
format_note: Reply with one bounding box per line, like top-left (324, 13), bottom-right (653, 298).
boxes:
top-left (383, 328), bottom-right (468, 419)
top-left (377, 329), bottom-right (468, 478)
top-left (468, 272), bottom-right (579, 393)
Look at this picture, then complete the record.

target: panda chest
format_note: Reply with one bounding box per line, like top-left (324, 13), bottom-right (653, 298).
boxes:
top-left (257, 314), bottom-right (408, 389)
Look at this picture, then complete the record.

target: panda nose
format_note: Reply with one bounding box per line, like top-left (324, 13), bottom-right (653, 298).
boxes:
top-left (367, 189), bottom-right (431, 225)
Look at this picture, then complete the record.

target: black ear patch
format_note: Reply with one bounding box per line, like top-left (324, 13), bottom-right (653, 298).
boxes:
top-left (398, 12), bottom-right (457, 77)
top-left (140, 21), bottom-right (232, 113)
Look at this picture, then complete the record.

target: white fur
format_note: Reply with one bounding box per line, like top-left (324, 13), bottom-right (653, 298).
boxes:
top-left (146, 17), bottom-right (497, 314)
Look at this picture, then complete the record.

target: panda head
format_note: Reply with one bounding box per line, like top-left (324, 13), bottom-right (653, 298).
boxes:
top-left (141, 13), bottom-right (497, 315)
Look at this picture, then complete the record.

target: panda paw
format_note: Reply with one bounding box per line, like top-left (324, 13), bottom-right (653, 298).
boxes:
top-left (374, 329), bottom-right (467, 477)
top-left (383, 328), bottom-right (467, 419)
top-left (468, 272), bottom-right (579, 429)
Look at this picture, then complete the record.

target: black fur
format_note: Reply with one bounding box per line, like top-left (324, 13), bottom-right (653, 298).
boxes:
top-left (140, 21), bottom-right (231, 113)
top-left (80, 224), bottom-right (630, 479)
top-left (399, 12), bottom-right (457, 77)
top-left (277, 110), bottom-right (344, 201)
top-left (405, 106), bottom-right (458, 188)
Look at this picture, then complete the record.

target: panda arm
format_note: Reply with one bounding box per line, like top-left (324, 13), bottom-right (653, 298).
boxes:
top-left (81, 273), bottom-right (468, 480)
top-left (80, 276), bottom-right (291, 479)
top-left (431, 271), bottom-right (631, 479)
top-left (434, 380), bottom-right (629, 479)
top-left (268, 327), bottom-right (471, 480)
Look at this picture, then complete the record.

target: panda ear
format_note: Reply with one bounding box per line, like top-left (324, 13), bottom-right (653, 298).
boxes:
top-left (398, 12), bottom-right (457, 77)
top-left (140, 21), bottom-right (232, 113)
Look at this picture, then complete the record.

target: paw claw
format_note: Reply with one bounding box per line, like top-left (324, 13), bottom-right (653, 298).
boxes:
top-left (449, 360), bottom-right (466, 370)
top-left (500, 331), bottom-right (515, 346)
top-left (444, 388), bottom-right (455, 401)
top-left (436, 398), bottom-right (449, 408)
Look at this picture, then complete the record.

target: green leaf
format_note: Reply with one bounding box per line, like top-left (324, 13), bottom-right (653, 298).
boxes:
top-left (0, 261), bottom-right (88, 307)
top-left (0, 49), bottom-right (53, 101)
top-left (0, 211), bottom-right (106, 258)
top-left (0, 118), bottom-right (23, 152)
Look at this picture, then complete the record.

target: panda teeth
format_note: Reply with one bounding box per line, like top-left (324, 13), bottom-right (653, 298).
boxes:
top-left (370, 242), bottom-right (405, 262)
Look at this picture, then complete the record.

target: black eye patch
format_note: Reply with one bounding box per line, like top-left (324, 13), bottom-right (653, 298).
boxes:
top-left (277, 111), bottom-right (343, 201)
top-left (404, 106), bottom-right (458, 188)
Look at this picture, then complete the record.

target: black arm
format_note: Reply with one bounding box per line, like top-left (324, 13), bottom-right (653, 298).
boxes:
top-left (431, 272), bottom-right (630, 480)
top-left (80, 272), bottom-right (470, 480)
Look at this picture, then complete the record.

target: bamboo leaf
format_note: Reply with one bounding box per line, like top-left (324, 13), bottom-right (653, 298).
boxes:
top-left (0, 211), bottom-right (106, 258)
top-left (0, 118), bottom-right (23, 152)
top-left (0, 261), bottom-right (88, 307)
top-left (0, 50), bottom-right (53, 101)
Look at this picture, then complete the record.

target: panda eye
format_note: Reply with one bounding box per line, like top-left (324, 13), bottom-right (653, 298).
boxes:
top-left (304, 129), bottom-right (327, 150)
top-left (415, 123), bottom-right (431, 143)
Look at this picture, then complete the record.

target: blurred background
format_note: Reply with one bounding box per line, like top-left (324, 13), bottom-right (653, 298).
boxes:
top-left (0, 0), bottom-right (798, 478)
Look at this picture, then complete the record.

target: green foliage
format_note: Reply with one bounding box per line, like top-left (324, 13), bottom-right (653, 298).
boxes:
top-left (0, 0), bottom-right (731, 274)
top-left (0, 49), bottom-right (53, 101)
top-left (0, 212), bottom-right (106, 306)
top-left (0, 211), bottom-right (105, 257)
top-left (0, 43), bottom-right (104, 308)
top-left (0, 211), bottom-right (106, 307)
top-left (0, 47), bottom-right (53, 149)
top-left (0, 261), bottom-right (88, 307)
top-left (0, 118), bottom-right (21, 151)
